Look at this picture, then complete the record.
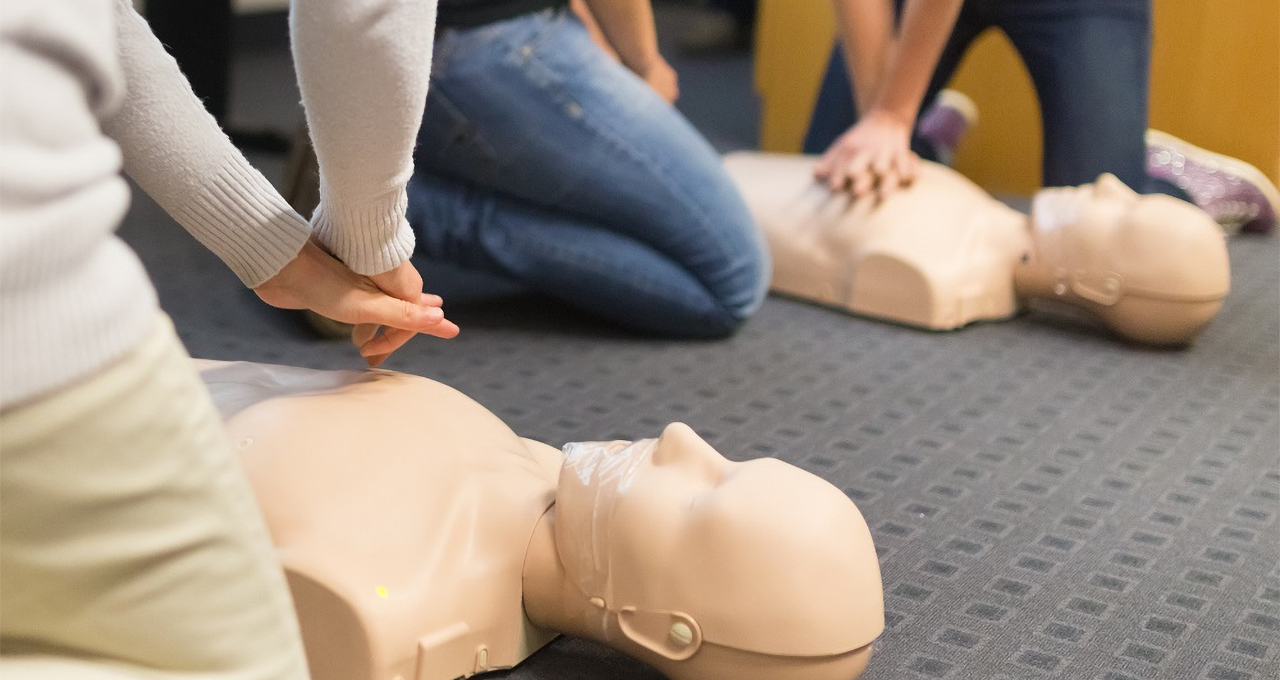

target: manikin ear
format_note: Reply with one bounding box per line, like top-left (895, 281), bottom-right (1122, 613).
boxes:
top-left (617, 607), bottom-right (703, 661)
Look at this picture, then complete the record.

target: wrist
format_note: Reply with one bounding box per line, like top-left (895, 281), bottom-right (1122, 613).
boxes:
top-left (311, 186), bottom-right (416, 276)
top-left (620, 48), bottom-right (661, 76)
top-left (864, 104), bottom-right (917, 131)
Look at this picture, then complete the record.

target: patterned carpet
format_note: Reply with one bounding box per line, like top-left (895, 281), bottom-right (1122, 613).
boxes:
top-left (122, 181), bottom-right (1278, 678)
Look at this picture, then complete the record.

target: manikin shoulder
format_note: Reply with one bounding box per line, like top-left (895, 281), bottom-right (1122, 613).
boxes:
top-left (196, 360), bottom-right (560, 680)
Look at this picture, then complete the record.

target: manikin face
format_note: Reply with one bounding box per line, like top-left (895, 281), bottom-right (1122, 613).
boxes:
top-left (1030, 173), bottom-right (1229, 302)
top-left (1025, 173), bottom-right (1230, 344)
top-left (1031, 173), bottom-right (1140, 258)
top-left (555, 423), bottom-right (883, 676)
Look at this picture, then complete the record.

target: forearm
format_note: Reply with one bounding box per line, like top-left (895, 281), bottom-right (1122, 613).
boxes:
top-left (570, 0), bottom-right (618, 60)
top-left (831, 0), bottom-right (895, 115)
top-left (289, 0), bottom-right (437, 276)
top-left (870, 0), bottom-right (964, 124)
top-left (102, 0), bottom-right (310, 288)
top-left (579, 0), bottom-right (660, 75)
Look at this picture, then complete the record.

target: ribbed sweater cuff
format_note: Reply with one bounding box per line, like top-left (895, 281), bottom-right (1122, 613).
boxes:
top-left (172, 159), bottom-right (312, 288)
top-left (311, 186), bottom-right (416, 276)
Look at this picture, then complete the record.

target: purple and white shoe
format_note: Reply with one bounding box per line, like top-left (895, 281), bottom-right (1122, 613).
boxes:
top-left (916, 89), bottom-right (979, 167)
top-left (1146, 129), bottom-right (1279, 234)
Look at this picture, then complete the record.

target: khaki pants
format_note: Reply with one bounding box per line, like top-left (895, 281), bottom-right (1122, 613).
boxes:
top-left (0, 316), bottom-right (309, 679)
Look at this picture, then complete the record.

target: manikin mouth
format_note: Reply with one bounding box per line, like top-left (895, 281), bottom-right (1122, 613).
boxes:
top-left (1030, 187), bottom-right (1085, 235)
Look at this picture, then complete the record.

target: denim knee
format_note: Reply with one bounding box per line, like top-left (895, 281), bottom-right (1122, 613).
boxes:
top-left (691, 223), bottom-right (770, 338)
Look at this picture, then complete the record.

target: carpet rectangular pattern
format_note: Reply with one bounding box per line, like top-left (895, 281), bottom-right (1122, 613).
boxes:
top-left (123, 187), bottom-right (1278, 680)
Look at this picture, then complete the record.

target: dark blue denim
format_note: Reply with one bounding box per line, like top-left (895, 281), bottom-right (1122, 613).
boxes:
top-left (803, 0), bottom-right (1187, 198)
top-left (408, 8), bottom-right (768, 338)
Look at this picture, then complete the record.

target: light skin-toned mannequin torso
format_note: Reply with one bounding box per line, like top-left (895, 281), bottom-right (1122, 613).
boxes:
top-left (199, 360), bottom-right (884, 680)
top-left (726, 152), bottom-right (1231, 346)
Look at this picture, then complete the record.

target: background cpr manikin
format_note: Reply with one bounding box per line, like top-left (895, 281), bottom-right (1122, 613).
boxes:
top-left (726, 153), bottom-right (1231, 345)
top-left (199, 361), bottom-right (884, 680)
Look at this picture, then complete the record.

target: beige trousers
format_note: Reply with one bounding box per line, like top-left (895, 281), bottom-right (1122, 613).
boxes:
top-left (0, 315), bottom-right (309, 679)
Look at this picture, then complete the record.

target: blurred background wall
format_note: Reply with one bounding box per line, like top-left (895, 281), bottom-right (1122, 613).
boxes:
top-left (755, 0), bottom-right (1280, 196)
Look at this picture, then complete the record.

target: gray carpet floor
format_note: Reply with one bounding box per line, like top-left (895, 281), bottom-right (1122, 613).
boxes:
top-left (118, 4), bottom-right (1280, 678)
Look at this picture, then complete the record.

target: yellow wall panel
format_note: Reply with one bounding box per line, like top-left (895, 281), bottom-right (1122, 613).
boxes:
top-left (1147, 0), bottom-right (1280, 182)
top-left (754, 0), bottom-right (837, 153)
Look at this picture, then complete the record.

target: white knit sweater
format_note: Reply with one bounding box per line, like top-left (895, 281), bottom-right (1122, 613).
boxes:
top-left (0, 0), bottom-right (435, 408)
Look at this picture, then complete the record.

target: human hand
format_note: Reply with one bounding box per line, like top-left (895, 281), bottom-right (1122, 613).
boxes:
top-left (347, 259), bottom-right (447, 367)
top-left (634, 55), bottom-right (679, 104)
top-left (813, 109), bottom-right (919, 202)
top-left (254, 241), bottom-right (460, 366)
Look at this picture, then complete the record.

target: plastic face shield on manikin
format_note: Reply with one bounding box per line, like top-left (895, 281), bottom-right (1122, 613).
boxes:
top-left (554, 422), bottom-right (885, 677)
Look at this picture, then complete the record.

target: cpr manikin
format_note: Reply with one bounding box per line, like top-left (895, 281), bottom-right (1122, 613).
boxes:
top-left (726, 153), bottom-right (1231, 345)
top-left (199, 361), bottom-right (883, 680)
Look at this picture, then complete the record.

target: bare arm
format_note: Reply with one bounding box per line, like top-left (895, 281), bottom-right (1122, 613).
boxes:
top-left (578, 0), bottom-right (678, 102)
top-left (570, 0), bottom-right (619, 61)
top-left (832, 0), bottom-right (895, 115)
top-left (815, 0), bottom-right (964, 201)
top-left (873, 0), bottom-right (964, 125)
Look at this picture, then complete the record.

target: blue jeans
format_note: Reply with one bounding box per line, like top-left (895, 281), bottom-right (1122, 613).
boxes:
top-left (408, 8), bottom-right (768, 337)
top-left (803, 0), bottom-right (1186, 198)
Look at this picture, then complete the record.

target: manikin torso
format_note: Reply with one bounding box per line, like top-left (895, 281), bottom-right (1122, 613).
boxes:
top-left (200, 361), bottom-right (560, 680)
top-left (725, 151), bottom-right (1030, 330)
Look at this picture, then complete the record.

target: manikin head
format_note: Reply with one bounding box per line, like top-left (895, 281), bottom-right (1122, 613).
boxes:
top-left (555, 423), bottom-right (884, 680)
top-left (1019, 173), bottom-right (1230, 345)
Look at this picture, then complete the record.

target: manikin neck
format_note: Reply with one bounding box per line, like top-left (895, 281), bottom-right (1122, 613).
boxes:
top-left (1012, 212), bottom-right (1069, 303)
top-left (521, 507), bottom-right (607, 642)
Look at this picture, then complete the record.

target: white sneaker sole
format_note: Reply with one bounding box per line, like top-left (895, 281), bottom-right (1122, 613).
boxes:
top-left (1146, 129), bottom-right (1280, 219)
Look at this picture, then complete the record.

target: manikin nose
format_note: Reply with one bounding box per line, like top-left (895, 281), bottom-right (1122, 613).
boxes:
top-left (1094, 173), bottom-right (1138, 201)
top-left (651, 423), bottom-right (726, 473)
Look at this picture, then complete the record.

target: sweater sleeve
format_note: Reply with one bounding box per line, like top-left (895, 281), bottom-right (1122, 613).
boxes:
top-left (290, 0), bottom-right (437, 276)
top-left (100, 0), bottom-right (311, 288)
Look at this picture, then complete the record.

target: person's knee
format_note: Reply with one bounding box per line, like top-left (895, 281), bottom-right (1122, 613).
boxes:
top-left (695, 237), bottom-right (770, 338)
top-left (669, 307), bottom-right (744, 339)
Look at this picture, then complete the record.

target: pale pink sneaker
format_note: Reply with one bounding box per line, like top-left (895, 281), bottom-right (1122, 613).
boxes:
top-left (1146, 129), bottom-right (1279, 234)
top-left (916, 89), bottom-right (979, 167)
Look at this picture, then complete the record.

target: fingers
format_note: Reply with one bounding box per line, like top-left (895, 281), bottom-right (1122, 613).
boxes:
top-left (348, 269), bottom-right (458, 364)
top-left (350, 300), bottom-right (460, 366)
top-left (359, 327), bottom-right (416, 367)
top-left (816, 114), bottom-right (919, 201)
top-left (343, 294), bottom-right (458, 361)
top-left (818, 143), bottom-right (898, 200)
top-left (821, 146), bottom-right (864, 194)
top-left (258, 243), bottom-right (461, 364)
top-left (851, 151), bottom-right (920, 203)
top-left (814, 134), bottom-right (852, 182)
top-left (871, 152), bottom-right (900, 203)
top-left (359, 318), bottom-right (459, 366)
top-left (899, 150), bottom-right (920, 184)
top-left (352, 322), bottom-right (379, 347)
top-left (354, 296), bottom-right (458, 339)
top-left (368, 261), bottom-right (425, 303)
